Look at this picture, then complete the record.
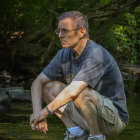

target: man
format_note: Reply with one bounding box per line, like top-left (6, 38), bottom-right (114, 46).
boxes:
top-left (30, 11), bottom-right (129, 140)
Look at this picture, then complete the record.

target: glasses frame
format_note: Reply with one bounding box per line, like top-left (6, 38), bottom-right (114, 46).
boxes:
top-left (55, 28), bottom-right (79, 36)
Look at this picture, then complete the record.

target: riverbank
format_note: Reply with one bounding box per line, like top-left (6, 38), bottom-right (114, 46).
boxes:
top-left (0, 85), bottom-right (140, 140)
top-left (0, 68), bottom-right (140, 140)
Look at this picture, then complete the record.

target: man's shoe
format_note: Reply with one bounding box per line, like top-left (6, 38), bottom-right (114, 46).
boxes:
top-left (64, 130), bottom-right (76, 140)
top-left (64, 130), bottom-right (89, 140)
top-left (88, 134), bottom-right (106, 140)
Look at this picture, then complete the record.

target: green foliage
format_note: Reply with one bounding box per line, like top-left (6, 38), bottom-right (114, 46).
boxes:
top-left (99, 0), bottom-right (113, 6)
top-left (103, 9), bottom-right (140, 64)
top-left (0, 0), bottom-right (139, 76)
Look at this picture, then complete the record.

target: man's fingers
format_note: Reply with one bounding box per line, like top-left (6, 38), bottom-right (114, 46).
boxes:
top-left (38, 123), bottom-right (43, 130)
top-left (35, 122), bottom-right (46, 133)
top-left (33, 114), bottom-right (43, 126)
top-left (31, 123), bottom-right (35, 130)
top-left (33, 117), bottom-right (43, 129)
top-left (31, 109), bottom-right (47, 128)
top-left (42, 121), bottom-right (48, 134)
top-left (44, 122), bottom-right (48, 131)
top-left (35, 124), bottom-right (39, 130)
top-left (43, 128), bottom-right (46, 134)
top-left (30, 114), bottom-right (35, 125)
top-left (30, 119), bottom-right (35, 126)
top-left (31, 118), bottom-right (48, 134)
top-left (31, 119), bottom-right (39, 130)
top-left (33, 121), bottom-right (37, 129)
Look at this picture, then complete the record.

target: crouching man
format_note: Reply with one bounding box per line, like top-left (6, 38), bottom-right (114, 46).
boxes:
top-left (30, 11), bottom-right (129, 140)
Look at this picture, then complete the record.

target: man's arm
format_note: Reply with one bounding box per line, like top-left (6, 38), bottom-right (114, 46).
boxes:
top-left (48, 81), bottom-right (88, 112)
top-left (32, 80), bottom-right (88, 126)
top-left (31, 72), bottom-right (51, 114)
top-left (30, 72), bottom-right (51, 133)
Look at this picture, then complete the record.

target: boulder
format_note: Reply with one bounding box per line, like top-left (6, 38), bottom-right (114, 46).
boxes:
top-left (8, 87), bottom-right (31, 102)
top-left (0, 87), bottom-right (31, 103)
top-left (0, 91), bottom-right (9, 103)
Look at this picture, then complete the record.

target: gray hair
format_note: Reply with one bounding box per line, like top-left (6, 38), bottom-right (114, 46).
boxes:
top-left (58, 11), bottom-right (89, 38)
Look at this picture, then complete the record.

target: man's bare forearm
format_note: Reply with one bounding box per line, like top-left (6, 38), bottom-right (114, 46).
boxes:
top-left (47, 81), bottom-right (88, 113)
top-left (31, 73), bottom-right (51, 114)
top-left (31, 80), bottom-right (43, 114)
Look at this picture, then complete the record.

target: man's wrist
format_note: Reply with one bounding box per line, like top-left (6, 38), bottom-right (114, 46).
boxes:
top-left (45, 105), bottom-right (53, 115)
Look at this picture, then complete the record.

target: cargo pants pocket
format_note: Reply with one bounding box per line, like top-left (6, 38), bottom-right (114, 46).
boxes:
top-left (97, 95), bottom-right (122, 137)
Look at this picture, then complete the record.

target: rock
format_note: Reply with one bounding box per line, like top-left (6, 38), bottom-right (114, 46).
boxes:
top-left (0, 87), bottom-right (31, 103)
top-left (0, 71), bottom-right (11, 85)
top-left (8, 87), bottom-right (24, 99)
top-left (120, 65), bottom-right (140, 75)
top-left (10, 91), bottom-right (31, 102)
top-left (0, 91), bottom-right (9, 103)
top-left (8, 87), bottom-right (31, 102)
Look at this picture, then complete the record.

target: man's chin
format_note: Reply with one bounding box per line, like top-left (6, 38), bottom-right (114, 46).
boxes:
top-left (61, 44), bottom-right (70, 48)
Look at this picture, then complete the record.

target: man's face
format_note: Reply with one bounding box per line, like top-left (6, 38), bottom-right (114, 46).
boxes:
top-left (58, 18), bottom-right (82, 48)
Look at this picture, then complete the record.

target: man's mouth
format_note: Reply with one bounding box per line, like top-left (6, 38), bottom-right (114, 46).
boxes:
top-left (61, 40), bottom-right (66, 44)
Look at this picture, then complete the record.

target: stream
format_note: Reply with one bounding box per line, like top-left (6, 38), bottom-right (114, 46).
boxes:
top-left (0, 74), bottom-right (140, 140)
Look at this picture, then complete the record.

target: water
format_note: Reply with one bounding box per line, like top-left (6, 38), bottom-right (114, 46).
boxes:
top-left (0, 78), bottom-right (140, 140)
top-left (0, 103), bottom-right (65, 140)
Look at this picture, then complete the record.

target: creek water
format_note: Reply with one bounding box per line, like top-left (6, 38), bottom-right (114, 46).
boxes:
top-left (0, 75), bottom-right (140, 140)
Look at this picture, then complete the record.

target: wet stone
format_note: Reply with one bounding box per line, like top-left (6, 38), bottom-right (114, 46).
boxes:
top-left (0, 87), bottom-right (31, 103)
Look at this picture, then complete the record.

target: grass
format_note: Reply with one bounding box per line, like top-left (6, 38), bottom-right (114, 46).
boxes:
top-left (0, 92), bottom-right (140, 140)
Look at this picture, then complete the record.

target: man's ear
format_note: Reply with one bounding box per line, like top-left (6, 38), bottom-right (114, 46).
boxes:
top-left (79, 28), bottom-right (86, 38)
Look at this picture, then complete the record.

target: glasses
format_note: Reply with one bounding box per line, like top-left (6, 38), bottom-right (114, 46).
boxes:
top-left (55, 28), bottom-right (79, 36)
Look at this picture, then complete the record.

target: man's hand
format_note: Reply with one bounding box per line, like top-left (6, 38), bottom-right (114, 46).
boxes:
top-left (30, 108), bottom-right (48, 131)
top-left (36, 120), bottom-right (48, 134)
top-left (30, 114), bottom-right (36, 128)
top-left (30, 111), bottom-right (48, 134)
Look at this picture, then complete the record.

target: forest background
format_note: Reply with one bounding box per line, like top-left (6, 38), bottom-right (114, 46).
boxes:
top-left (0, 1), bottom-right (140, 139)
top-left (0, 0), bottom-right (140, 79)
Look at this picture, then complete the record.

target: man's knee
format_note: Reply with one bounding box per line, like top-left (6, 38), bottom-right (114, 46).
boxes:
top-left (74, 88), bottom-right (98, 107)
top-left (42, 81), bottom-right (65, 103)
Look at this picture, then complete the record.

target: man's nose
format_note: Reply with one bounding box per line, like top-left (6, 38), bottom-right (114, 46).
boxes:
top-left (58, 31), bottom-right (64, 38)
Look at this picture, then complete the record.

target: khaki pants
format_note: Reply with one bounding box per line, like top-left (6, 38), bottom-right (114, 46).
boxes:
top-left (65, 93), bottom-right (126, 137)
